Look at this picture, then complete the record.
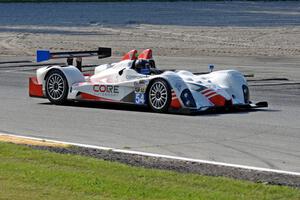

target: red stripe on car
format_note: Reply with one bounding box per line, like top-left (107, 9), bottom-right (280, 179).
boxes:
top-left (203, 91), bottom-right (216, 97)
top-left (209, 94), bottom-right (226, 106)
top-left (170, 91), bottom-right (181, 109)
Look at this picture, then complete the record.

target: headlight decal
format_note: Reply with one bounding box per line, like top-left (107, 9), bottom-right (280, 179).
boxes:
top-left (180, 89), bottom-right (196, 108)
top-left (242, 85), bottom-right (250, 104)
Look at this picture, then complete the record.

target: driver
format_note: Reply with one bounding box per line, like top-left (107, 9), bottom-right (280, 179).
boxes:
top-left (134, 59), bottom-right (151, 75)
top-left (133, 59), bottom-right (161, 75)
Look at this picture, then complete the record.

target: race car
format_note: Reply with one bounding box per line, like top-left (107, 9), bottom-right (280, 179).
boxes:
top-left (29, 47), bottom-right (268, 113)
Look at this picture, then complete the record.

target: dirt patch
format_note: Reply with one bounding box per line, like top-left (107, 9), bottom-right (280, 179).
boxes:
top-left (0, 134), bottom-right (69, 148)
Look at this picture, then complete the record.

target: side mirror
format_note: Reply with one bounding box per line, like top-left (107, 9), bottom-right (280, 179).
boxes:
top-left (209, 64), bottom-right (214, 72)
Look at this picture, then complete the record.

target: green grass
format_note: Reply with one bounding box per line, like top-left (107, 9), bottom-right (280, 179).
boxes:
top-left (0, 142), bottom-right (299, 200)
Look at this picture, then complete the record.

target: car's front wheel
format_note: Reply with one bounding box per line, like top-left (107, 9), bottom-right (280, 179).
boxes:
top-left (148, 79), bottom-right (171, 113)
top-left (45, 69), bottom-right (69, 105)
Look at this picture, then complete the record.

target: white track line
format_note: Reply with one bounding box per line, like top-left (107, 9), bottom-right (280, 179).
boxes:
top-left (1, 133), bottom-right (300, 176)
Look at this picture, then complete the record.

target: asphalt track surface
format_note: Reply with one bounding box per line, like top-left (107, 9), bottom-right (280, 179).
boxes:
top-left (0, 56), bottom-right (300, 173)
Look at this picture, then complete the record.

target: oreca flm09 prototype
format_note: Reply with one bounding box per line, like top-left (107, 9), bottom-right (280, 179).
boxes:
top-left (29, 47), bottom-right (268, 113)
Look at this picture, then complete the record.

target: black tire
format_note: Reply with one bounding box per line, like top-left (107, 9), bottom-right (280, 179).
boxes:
top-left (147, 79), bottom-right (171, 113)
top-left (45, 69), bottom-right (69, 105)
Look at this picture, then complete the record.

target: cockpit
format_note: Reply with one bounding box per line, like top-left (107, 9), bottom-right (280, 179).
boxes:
top-left (131, 59), bottom-right (156, 75)
top-left (121, 49), bottom-right (161, 75)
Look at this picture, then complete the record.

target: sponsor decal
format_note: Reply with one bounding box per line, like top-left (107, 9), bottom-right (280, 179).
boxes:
top-left (126, 75), bottom-right (142, 80)
top-left (93, 85), bottom-right (119, 96)
top-left (135, 93), bottom-right (145, 104)
top-left (134, 80), bottom-right (148, 93)
top-left (134, 82), bottom-right (140, 87)
top-left (135, 87), bottom-right (146, 93)
top-left (138, 80), bottom-right (148, 85)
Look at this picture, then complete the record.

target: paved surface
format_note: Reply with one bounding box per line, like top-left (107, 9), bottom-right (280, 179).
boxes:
top-left (0, 56), bottom-right (300, 172)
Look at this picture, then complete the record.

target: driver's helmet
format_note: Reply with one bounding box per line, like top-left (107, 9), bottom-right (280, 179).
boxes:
top-left (134, 59), bottom-right (151, 75)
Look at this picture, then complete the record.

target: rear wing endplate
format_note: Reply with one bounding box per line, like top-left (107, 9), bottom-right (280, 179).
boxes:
top-left (36, 47), bottom-right (111, 62)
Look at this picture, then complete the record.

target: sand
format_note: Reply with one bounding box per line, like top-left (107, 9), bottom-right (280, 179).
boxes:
top-left (0, 24), bottom-right (300, 81)
top-left (0, 24), bottom-right (300, 57)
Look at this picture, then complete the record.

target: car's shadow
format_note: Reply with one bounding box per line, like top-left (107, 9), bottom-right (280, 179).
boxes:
top-left (39, 101), bottom-right (151, 113)
top-left (39, 101), bottom-right (278, 116)
top-left (196, 107), bottom-right (277, 117)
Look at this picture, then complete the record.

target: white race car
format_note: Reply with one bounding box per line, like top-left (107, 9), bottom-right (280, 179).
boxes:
top-left (29, 48), bottom-right (267, 113)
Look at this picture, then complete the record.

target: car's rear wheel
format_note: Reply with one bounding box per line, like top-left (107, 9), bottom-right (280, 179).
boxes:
top-left (148, 79), bottom-right (171, 113)
top-left (45, 69), bottom-right (69, 105)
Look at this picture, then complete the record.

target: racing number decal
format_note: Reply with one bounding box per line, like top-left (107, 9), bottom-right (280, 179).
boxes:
top-left (135, 93), bottom-right (145, 104)
top-left (134, 80), bottom-right (148, 104)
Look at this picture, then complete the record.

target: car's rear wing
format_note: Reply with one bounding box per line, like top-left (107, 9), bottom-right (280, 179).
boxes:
top-left (36, 47), bottom-right (111, 62)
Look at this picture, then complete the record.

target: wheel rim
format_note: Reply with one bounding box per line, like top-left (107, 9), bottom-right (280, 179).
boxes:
top-left (149, 82), bottom-right (168, 110)
top-left (47, 73), bottom-right (65, 100)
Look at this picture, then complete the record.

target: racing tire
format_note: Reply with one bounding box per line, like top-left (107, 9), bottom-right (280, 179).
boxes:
top-left (148, 79), bottom-right (171, 113)
top-left (45, 69), bottom-right (69, 105)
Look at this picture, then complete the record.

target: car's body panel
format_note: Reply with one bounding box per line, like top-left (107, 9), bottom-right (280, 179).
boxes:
top-left (29, 48), bottom-right (267, 113)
